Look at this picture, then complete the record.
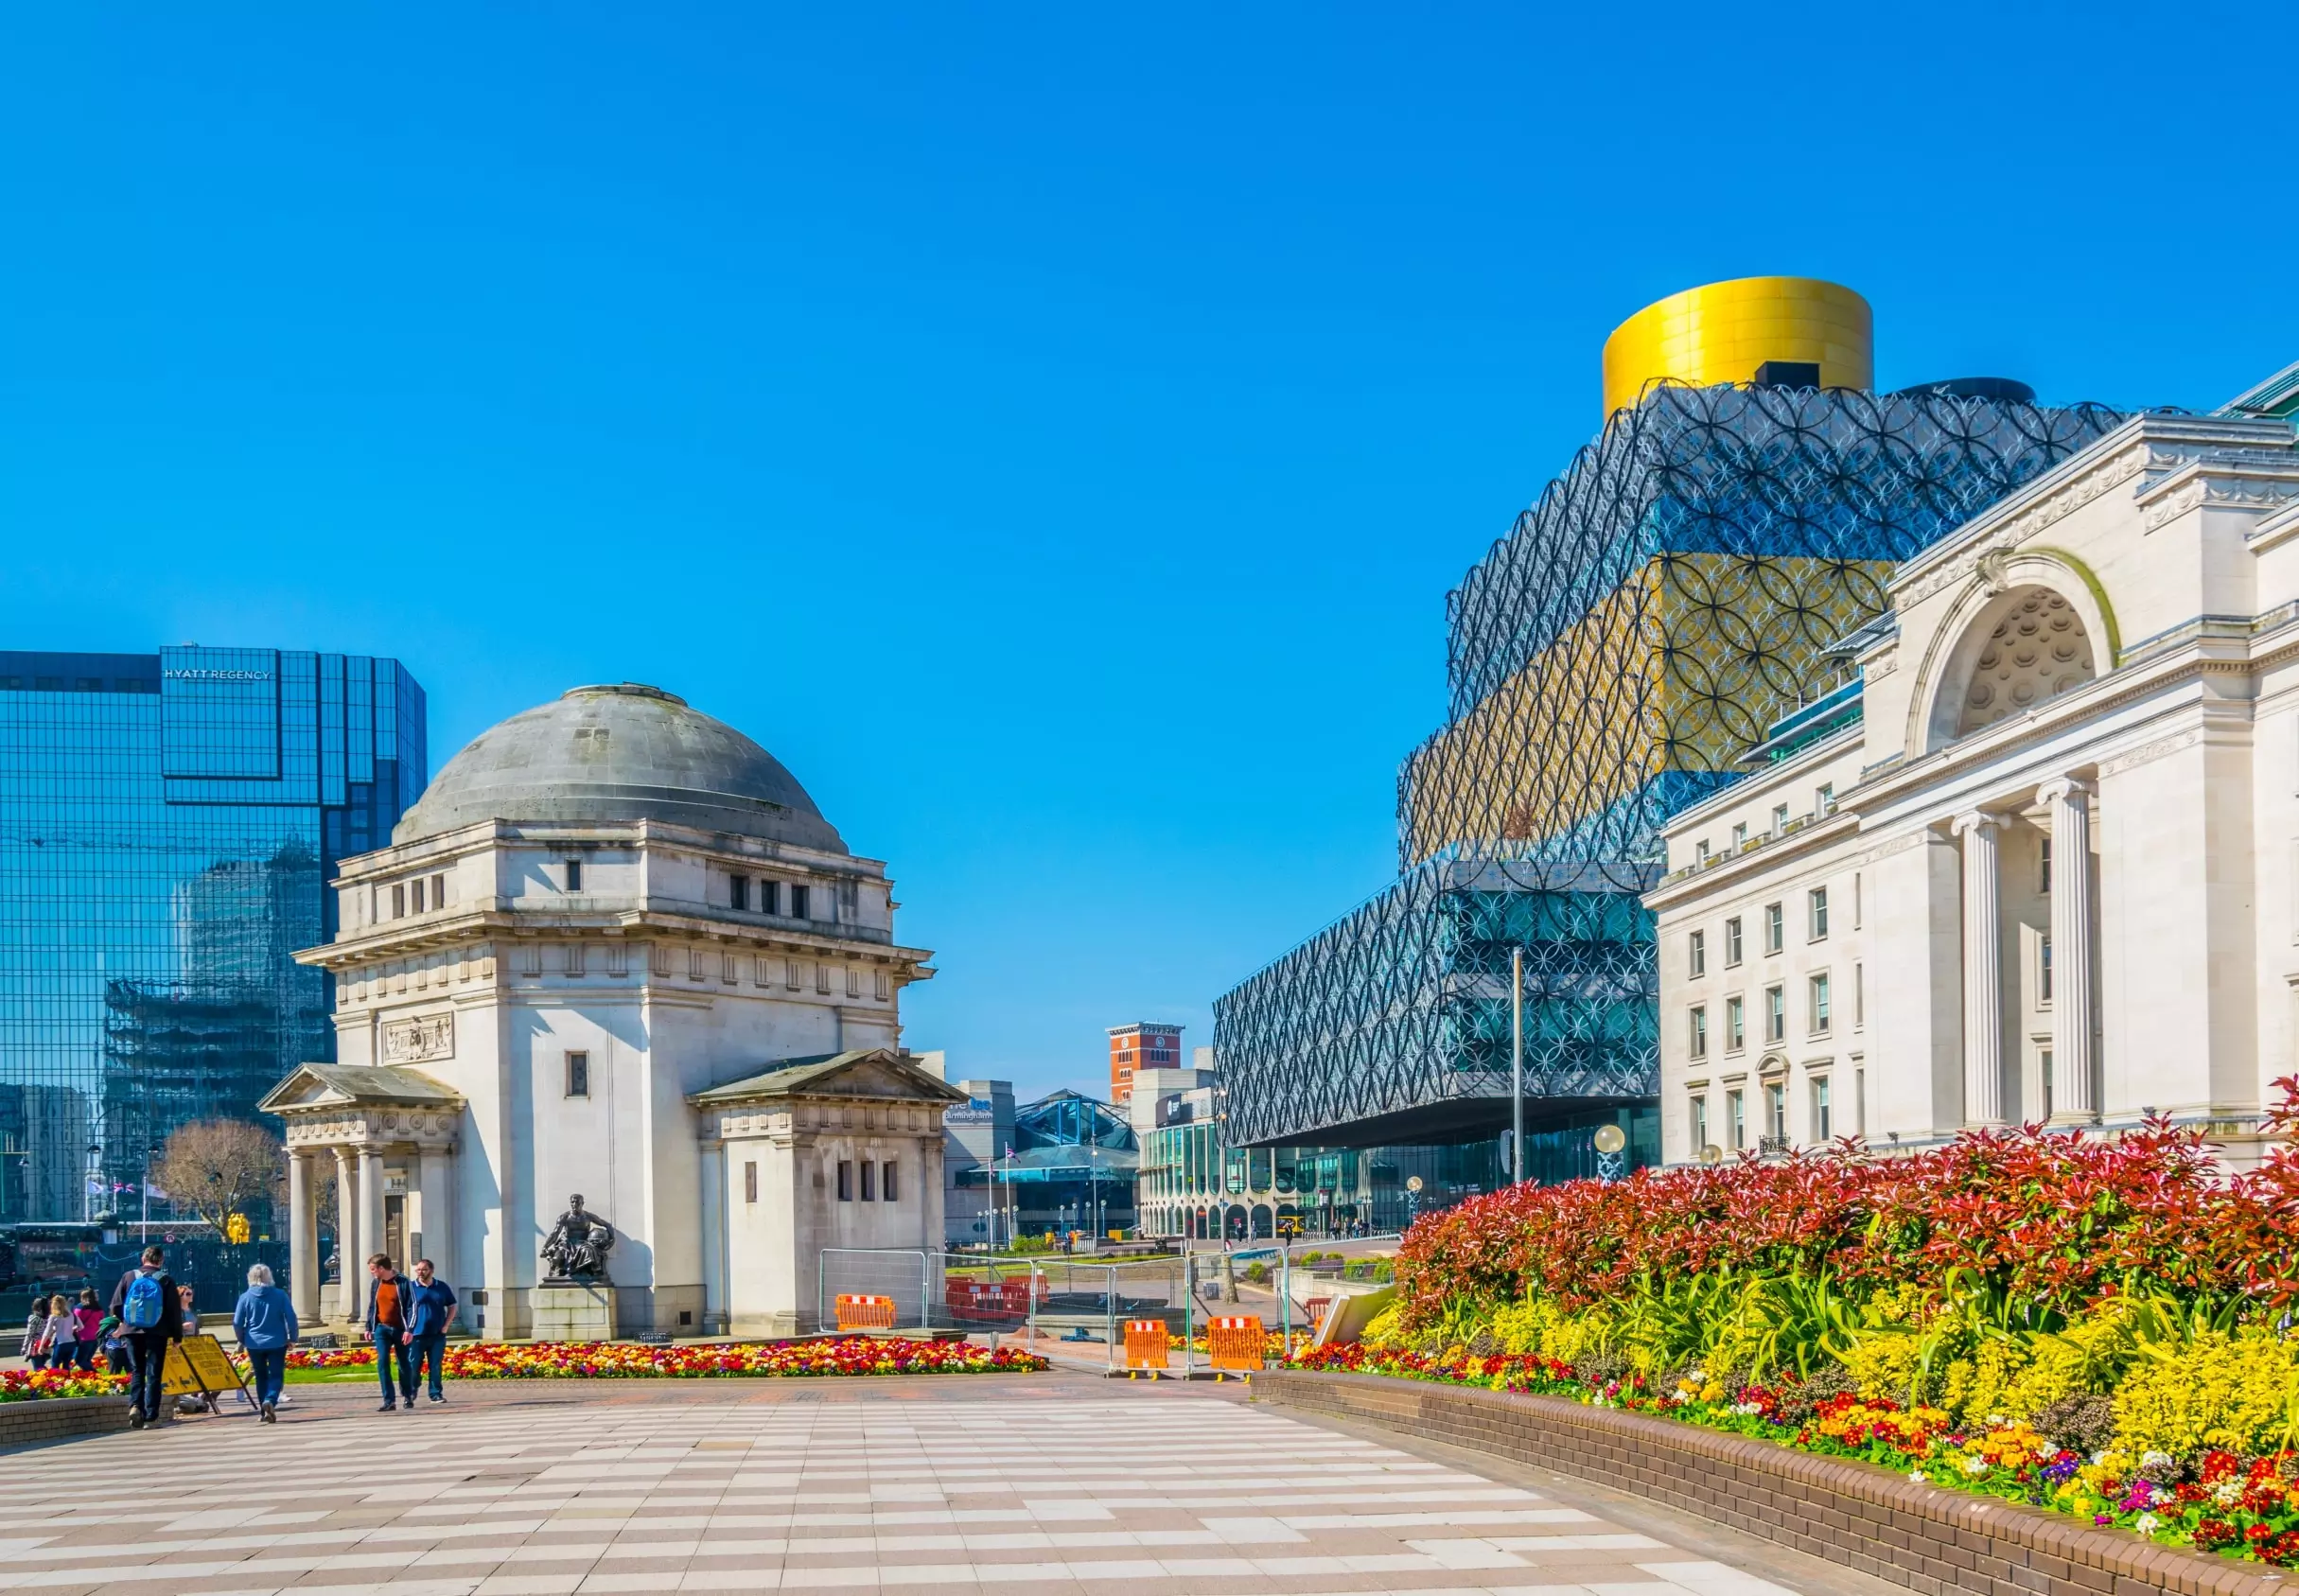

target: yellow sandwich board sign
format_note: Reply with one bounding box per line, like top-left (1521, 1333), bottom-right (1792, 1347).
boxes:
top-left (161, 1335), bottom-right (248, 1410)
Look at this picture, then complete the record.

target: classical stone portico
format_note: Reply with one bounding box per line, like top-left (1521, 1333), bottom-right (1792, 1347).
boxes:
top-left (257, 1064), bottom-right (464, 1326)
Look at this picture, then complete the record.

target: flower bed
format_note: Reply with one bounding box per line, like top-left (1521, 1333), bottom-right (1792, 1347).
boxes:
top-left (1291, 1343), bottom-right (2299, 1564)
top-left (0, 1367), bottom-right (129, 1403)
top-left (282, 1338), bottom-right (1044, 1377)
top-left (1360, 1077), bottom-right (2299, 1569)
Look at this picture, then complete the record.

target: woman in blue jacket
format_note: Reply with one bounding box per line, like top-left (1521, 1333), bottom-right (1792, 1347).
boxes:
top-left (232, 1262), bottom-right (299, 1423)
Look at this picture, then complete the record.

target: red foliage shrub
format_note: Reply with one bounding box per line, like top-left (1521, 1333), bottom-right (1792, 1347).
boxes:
top-left (1396, 1078), bottom-right (2299, 1323)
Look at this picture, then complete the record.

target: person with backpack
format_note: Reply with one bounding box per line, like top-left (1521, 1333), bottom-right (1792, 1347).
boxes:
top-left (231, 1262), bottom-right (298, 1424)
top-left (108, 1245), bottom-right (185, 1429)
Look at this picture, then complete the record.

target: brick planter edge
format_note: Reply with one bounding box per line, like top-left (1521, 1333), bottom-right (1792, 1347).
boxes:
top-left (0, 1394), bottom-right (132, 1451)
top-left (1254, 1371), bottom-right (2288, 1596)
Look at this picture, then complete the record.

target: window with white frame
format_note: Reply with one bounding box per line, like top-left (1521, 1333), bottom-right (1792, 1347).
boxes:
top-left (1689, 1005), bottom-right (1708, 1061)
top-left (1764, 1080), bottom-right (1787, 1140)
top-left (1689, 1095), bottom-right (1709, 1153)
top-left (1812, 1074), bottom-right (1833, 1140)
top-left (1808, 886), bottom-right (1829, 940)
top-left (2039, 936), bottom-right (2053, 1004)
top-left (1816, 783), bottom-right (1834, 814)
top-left (1731, 821), bottom-right (1747, 849)
top-left (1854, 962), bottom-right (1864, 1027)
top-left (2040, 837), bottom-right (2052, 894)
top-left (1726, 996), bottom-right (1745, 1052)
top-left (1696, 839), bottom-right (1711, 865)
top-left (1771, 802), bottom-right (1789, 834)
top-left (1765, 985), bottom-right (1784, 1043)
top-left (1689, 929), bottom-right (1706, 976)
top-left (1727, 1089), bottom-right (1746, 1149)
top-left (1809, 972), bottom-right (1831, 1033)
top-left (1764, 903), bottom-right (1783, 955)
top-left (1724, 917), bottom-right (1744, 967)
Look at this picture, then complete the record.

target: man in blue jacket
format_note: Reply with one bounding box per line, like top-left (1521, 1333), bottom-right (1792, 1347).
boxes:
top-left (403, 1259), bottom-right (458, 1405)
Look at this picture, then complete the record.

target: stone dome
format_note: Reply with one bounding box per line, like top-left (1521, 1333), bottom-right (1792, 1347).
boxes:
top-left (394, 683), bottom-right (846, 851)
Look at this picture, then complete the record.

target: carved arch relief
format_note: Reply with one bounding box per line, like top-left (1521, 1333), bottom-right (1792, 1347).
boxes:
top-left (1911, 559), bottom-right (2114, 755)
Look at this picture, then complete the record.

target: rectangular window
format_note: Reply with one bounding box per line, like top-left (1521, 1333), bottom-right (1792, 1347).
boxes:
top-left (816, 963), bottom-right (832, 994)
top-left (722, 952), bottom-right (738, 985)
top-left (1816, 783), bottom-right (1834, 814)
top-left (1765, 1080), bottom-right (1787, 1140)
top-left (730, 874), bottom-right (748, 911)
top-left (1689, 1096), bottom-right (1709, 1155)
top-left (1764, 903), bottom-right (1783, 955)
top-left (760, 879), bottom-right (781, 916)
top-left (1689, 1005), bottom-right (1708, 1061)
top-left (1695, 839), bottom-right (1711, 865)
top-left (2040, 837), bottom-right (2052, 895)
top-left (744, 1161), bottom-right (758, 1203)
top-left (565, 942), bottom-right (586, 976)
top-left (1765, 985), bottom-right (1785, 1043)
top-left (1726, 996), bottom-right (1746, 1051)
top-left (411, 877), bottom-right (426, 914)
top-left (846, 966), bottom-right (862, 998)
top-left (1810, 972), bottom-right (1831, 1034)
top-left (1725, 917), bottom-right (1744, 967)
top-left (791, 884), bottom-right (811, 920)
top-left (607, 943), bottom-right (628, 977)
top-left (651, 941), bottom-right (673, 976)
top-left (392, 883), bottom-right (406, 918)
top-left (565, 858), bottom-right (583, 892)
top-left (753, 956), bottom-right (769, 987)
top-left (860, 1161), bottom-right (876, 1201)
top-left (1688, 929), bottom-right (1706, 977)
top-left (882, 1161), bottom-right (899, 1202)
top-left (784, 958), bottom-right (801, 990)
top-left (836, 1161), bottom-right (853, 1201)
top-left (1813, 1075), bottom-right (1833, 1141)
top-left (1854, 872), bottom-right (1863, 928)
top-left (521, 942), bottom-right (543, 977)
top-left (1772, 802), bottom-right (1789, 834)
top-left (874, 969), bottom-right (891, 1002)
top-left (432, 873), bottom-right (447, 909)
top-left (566, 1052), bottom-right (589, 1098)
top-left (1809, 886), bottom-right (1829, 940)
top-left (1855, 1066), bottom-right (1866, 1134)
top-left (1855, 962), bottom-right (1865, 1027)
top-left (2040, 936), bottom-right (2053, 1004)
top-left (2042, 1048), bottom-right (2055, 1119)
top-left (1728, 1089), bottom-right (1746, 1150)
top-left (1731, 821), bottom-right (1747, 850)
top-left (688, 945), bottom-right (706, 981)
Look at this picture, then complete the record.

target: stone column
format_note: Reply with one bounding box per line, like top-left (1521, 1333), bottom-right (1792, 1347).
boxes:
top-left (359, 1147), bottom-right (386, 1273)
top-left (331, 1147), bottom-right (359, 1319)
top-left (1953, 811), bottom-right (2005, 1125)
top-left (288, 1149), bottom-right (319, 1322)
top-left (417, 1147), bottom-right (456, 1283)
top-left (2040, 778), bottom-right (2098, 1121)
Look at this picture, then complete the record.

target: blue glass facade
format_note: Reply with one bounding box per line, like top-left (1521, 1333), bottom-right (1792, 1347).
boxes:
top-left (0, 646), bottom-right (425, 1219)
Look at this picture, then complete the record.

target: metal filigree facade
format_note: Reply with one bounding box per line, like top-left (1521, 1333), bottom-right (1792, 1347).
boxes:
top-left (1218, 382), bottom-right (2125, 1149)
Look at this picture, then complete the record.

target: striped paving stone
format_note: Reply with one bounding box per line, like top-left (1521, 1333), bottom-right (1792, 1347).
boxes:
top-left (0, 1376), bottom-right (1817, 1595)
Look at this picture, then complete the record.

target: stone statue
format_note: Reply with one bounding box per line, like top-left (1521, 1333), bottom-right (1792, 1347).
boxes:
top-left (540, 1194), bottom-right (616, 1281)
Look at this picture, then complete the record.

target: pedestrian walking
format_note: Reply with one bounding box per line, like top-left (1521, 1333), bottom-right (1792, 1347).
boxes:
top-left (107, 1245), bottom-right (185, 1429)
top-left (363, 1254), bottom-right (416, 1412)
top-left (38, 1295), bottom-right (79, 1371)
top-left (71, 1290), bottom-right (103, 1372)
top-left (403, 1258), bottom-right (457, 1406)
top-left (231, 1263), bottom-right (298, 1424)
top-left (23, 1297), bottom-right (51, 1370)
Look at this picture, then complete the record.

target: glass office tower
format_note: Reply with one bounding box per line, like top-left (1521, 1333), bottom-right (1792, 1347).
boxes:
top-left (0, 646), bottom-right (425, 1220)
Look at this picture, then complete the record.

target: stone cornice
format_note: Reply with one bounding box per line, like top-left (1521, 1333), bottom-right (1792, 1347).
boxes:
top-left (296, 910), bottom-right (933, 975)
top-left (330, 816), bottom-right (885, 881)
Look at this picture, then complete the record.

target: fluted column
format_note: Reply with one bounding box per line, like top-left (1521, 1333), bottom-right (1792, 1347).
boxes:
top-left (289, 1150), bottom-right (319, 1321)
top-left (2040, 778), bottom-right (2097, 1121)
top-left (359, 1147), bottom-right (386, 1273)
top-left (331, 1147), bottom-right (359, 1320)
top-left (1953, 811), bottom-right (2005, 1125)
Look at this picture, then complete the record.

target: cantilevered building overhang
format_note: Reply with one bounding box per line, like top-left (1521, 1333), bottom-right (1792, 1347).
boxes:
top-left (1217, 278), bottom-right (2128, 1152)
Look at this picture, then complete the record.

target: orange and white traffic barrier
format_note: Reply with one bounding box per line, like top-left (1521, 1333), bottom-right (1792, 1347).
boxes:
top-left (1122, 1320), bottom-right (1169, 1375)
top-left (833, 1293), bottom-right (898, 1332)
top-left (1207, 1314), bottom-right (1265, 1376)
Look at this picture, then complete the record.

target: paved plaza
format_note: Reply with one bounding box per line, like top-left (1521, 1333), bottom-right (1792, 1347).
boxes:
top-left (0, 1373), bottom-right (1875, 1595)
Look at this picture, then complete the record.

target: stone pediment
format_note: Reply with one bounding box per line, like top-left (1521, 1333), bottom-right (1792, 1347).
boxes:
top-left (689, 1048), bottom-right (968, 1109)
top-left (258, 1062), bottom-right (465, 1117)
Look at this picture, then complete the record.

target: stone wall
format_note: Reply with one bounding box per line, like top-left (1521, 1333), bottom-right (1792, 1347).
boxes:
top-left (0, 1395), bottom-right (131, 1452)
top-left (1255, 1372), bottom-right (2286, 1596)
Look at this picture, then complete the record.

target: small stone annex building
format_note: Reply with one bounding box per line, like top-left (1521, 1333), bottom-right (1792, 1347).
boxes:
top-left (1647, 392), bottom-right (2299, 1167)
top-left (258, 682), bottom-right (959, 1338)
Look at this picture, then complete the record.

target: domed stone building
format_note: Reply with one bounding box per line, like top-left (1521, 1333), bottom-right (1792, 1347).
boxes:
top-left (260, 683), bottom-right (956, 1339)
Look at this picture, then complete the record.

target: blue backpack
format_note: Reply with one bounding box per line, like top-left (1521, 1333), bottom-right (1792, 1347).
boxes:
top-left (121, 1272), bottom-right (165, 1329)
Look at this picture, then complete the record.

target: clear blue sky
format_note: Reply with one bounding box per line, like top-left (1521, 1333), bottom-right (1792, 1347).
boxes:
top-left (4, 6), bottom-right (2294, 1102)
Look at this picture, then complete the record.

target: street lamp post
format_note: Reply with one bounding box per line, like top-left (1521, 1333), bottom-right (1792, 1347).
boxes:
top-left (1511, 945), bottom-right (1525, 1186)
top-left (140, 1142), bottom-right (161, 1244)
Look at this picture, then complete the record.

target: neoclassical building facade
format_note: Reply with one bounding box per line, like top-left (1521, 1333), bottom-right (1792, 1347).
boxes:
top-left (1649, 409), bottom-right (2299, 1166)
top-left (260, 682), bottom-right (959, 1337)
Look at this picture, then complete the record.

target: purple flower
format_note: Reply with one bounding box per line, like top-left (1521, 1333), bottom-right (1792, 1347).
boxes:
top-left (2094, 1515), bottom-right (2111, 1527)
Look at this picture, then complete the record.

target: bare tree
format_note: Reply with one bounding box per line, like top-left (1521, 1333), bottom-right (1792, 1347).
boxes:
top-left (156, 1119), bottom-right (284, 1239)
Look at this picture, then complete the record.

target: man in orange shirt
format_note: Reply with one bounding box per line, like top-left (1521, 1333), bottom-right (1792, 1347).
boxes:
top-left (363, 1254), bottom-right (417, 1412)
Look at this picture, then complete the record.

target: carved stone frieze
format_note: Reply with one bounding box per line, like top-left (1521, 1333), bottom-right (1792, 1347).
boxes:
top-left (2097, 728), bottom-right (2202, 777)
top-left (382, 1011), bottom-right (454, 1064)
